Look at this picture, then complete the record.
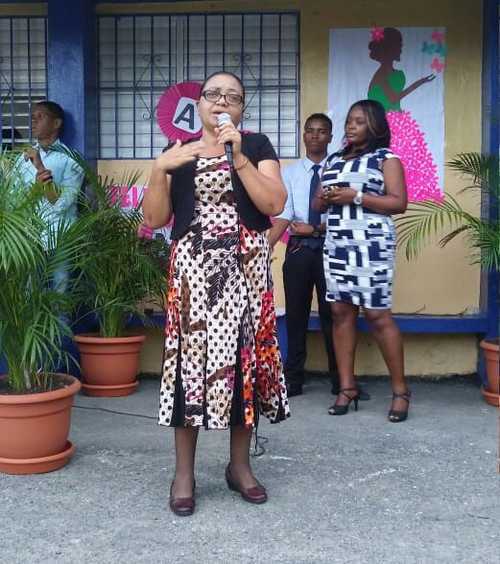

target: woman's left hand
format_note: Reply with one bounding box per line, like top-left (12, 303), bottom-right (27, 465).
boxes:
top-left (215, 121), bottom-right (242, 158)
top-left (322, 186), bottom-right (357, 205)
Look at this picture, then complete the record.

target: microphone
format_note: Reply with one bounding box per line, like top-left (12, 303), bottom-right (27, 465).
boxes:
top-left (216, 112), bottom-right (234, 168)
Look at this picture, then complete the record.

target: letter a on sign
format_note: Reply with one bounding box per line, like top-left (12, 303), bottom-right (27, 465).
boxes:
top-left (156, 81), bottom-right (203, 141)
top-left (173, 97), bottom-right (201, 133)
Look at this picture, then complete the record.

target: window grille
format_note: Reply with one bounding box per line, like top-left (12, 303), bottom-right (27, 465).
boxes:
top-left (0, 17), bottom-right (47, 149)
top-left (98, 12), bottom-right (300, 159)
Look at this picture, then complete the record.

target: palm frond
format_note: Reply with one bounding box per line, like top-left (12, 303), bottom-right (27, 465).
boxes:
top-left (438, 224), bottom-right (471, 247)
top-left (447, 153), bottom-right (490, 183)
top-left (447, 153), bottom-right (499, 198)
top-left (1, 145), bottom-right (168, 390)
top-left (396, 152), bottom-right (499, 271)
top-left (0, 151), bottom-right (85, 391)
top-left (65, 152), bottom-right (168, 338)
top-left (53, 145), bottom-right (141, 212)
top-left (395, 194), bottom-right (468, 259)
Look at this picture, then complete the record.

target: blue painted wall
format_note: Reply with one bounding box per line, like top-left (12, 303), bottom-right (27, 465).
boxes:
top-left (47, 0), bottom-right (97, 161)
top-left (482, 0), bottom-right (499, 344)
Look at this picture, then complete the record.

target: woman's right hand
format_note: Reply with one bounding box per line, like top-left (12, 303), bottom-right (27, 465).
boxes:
top-left (321, 185), bottom-right (357, 205)
top-left (320, 184), bottom-right (344, 203)
top-left (153, 139), bottom-right (203, 173)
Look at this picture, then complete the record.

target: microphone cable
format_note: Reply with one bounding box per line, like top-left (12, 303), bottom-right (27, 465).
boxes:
top-left (73, 404), bottom-right (268, 457)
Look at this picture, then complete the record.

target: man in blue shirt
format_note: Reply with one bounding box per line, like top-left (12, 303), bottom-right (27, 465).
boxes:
top-left (15, 101), bottom-right (84, 291)
top-left (269, 114), bottom-right (369, 401)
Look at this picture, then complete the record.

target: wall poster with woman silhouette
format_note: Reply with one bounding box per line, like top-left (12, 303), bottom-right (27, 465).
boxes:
top-left (328, 27), bottom-right (446, 202)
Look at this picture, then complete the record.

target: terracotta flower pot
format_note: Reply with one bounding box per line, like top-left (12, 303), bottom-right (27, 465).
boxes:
top-left (0, 374), bottom-right (81, 475)
top-left (74, 334), bottom-right (146, 397)
top-left (480, 339), bottom-right (499, 408)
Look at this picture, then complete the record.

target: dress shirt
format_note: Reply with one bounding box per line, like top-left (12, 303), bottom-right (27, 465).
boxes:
top-left (277, 156), bottom-right (327, 225)
top-left (15, 139), bottom-right (84, 228)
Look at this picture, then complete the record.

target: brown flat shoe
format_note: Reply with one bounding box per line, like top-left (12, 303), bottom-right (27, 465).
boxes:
top-left (225, 464), bottom-right (268, 504)
top-left (169, 480), bottom-right (195, 517)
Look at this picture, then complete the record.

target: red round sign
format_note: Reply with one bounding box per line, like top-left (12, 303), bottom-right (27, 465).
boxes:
top-left (156, 81), bottom-right (202, 142)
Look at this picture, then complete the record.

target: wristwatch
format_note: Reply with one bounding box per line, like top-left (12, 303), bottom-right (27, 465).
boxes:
top-left (353, 190), bottom-right (364, 205)
top-left (312, 225), bottom-right (321, 237)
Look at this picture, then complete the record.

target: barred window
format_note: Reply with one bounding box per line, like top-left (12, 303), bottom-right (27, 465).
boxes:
top-left (98, 12), bottom-right (300, 159)
top-left (0, 17), bottom-right (47, 149)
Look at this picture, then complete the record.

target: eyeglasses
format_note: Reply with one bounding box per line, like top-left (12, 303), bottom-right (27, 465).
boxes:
top-left (201, 89), bottom-right (244, 106)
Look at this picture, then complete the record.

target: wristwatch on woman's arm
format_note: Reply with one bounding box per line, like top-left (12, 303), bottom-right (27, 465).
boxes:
top-left (353, 190), bottom-right (364, 205)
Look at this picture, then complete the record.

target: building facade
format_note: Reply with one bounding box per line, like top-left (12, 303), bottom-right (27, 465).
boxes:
top-left (1, 0), bottom-right (498, 378)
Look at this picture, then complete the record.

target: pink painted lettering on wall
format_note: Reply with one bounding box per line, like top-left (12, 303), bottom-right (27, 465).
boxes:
top-left (109, 185), bottom-right (142, 208)
top-left (109, 184), bottom-right (174, 241)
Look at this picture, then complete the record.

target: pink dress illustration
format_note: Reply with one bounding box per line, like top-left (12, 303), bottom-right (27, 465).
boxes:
top-left (368, 27), bottom-right (443, 201)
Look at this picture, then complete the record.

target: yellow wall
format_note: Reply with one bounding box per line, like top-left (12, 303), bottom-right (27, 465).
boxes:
top-left (0, 3), bottom-right (46, 16)
top-left (139, 326), bottom-right (478, 378)
top-left (97, 0), bottom-right (484, 376)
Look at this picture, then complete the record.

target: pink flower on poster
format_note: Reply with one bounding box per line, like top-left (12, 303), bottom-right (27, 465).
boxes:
top-left (431, 30), bottom-right (445, 44)
top-left (431, 57), bottom-right (445, 73)
top-left (371, 27), bottom-right (385, 42)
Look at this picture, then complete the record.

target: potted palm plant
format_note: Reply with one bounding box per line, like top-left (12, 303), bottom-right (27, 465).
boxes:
top-left (397, 153), bottom-right (499, 406)
top-left (0, 150), bottom-right (88, 474)
top-left (69, 152), bottom-right (168, 397)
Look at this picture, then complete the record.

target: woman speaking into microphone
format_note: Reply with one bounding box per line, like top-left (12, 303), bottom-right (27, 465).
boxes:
top-left (143, 71), bottom-right (289, 516)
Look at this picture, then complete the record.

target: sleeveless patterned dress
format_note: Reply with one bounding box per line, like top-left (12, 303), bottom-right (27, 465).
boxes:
top-left (158, 155), bottom-right (289, 429)
top-left (321, 148), bottom-right (399, 310)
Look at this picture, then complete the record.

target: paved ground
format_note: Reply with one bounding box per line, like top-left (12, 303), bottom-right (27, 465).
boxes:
top-left (2, 376), bottom-right (499, 564)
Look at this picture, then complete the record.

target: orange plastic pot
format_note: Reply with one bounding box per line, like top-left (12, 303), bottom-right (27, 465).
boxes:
top-left (74, 334), bottom-right (146, 397)
top-left (0, 374), bottom-right (81, 474)
top-left (480, 339), bottom-right (499, 408)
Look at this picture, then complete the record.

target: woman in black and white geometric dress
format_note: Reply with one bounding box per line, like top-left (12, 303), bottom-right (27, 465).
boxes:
top-left (315, 99), bottom-right (411, 422)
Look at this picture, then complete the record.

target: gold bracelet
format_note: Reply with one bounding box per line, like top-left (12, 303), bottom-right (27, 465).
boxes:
top-left (234, 157), bottom-right (249, 171)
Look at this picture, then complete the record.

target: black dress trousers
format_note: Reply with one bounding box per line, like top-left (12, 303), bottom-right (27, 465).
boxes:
top-left (282, 237), bottom-right (338, 388)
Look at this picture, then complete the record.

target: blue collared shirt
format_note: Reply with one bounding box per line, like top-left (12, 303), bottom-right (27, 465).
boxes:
top-left (15, 139), bottom-right (84, 227)
top-left (277, 156), bottom-right (327, 224)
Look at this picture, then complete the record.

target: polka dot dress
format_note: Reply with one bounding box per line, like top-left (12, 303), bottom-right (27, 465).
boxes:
top-left (158, 155), bottom-right (289, 429)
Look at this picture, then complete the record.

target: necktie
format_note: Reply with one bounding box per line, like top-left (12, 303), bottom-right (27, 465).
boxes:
top-left (308, 164), bottom-right (322, 226)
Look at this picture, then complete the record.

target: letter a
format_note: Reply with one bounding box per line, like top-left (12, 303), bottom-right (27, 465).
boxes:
top-left (174, 103), bottom-right (195, 130)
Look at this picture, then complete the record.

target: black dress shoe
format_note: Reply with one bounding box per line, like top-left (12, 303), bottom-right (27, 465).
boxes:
top-left (331, 384), bottom-right (370, 401)
top-left (286, 382), bottom-right (303, 397)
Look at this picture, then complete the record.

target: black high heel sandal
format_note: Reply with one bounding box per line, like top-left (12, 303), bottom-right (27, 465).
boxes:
top-left (328, 387), bottom-right (360, 415)
top-left (388, 390), bottom-right (411, 423)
